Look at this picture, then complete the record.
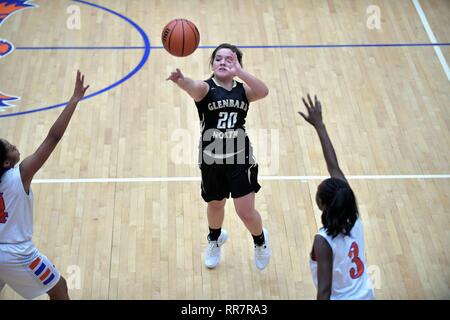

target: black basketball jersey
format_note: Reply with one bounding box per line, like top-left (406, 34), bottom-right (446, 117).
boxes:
top-left (195, 77), bottom-right (254, 165)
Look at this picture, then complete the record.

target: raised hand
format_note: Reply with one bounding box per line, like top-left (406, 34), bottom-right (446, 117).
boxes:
top-left (298, 94), bottom-right (323, 127)
top-left (166, 68), bottom-right (185, 83)
top-left (298, 94), bottom-right (346, 182)
top-left (72, 70), bottom-right (90, 101)
top-left (228, 52), bottom-right (243, 77)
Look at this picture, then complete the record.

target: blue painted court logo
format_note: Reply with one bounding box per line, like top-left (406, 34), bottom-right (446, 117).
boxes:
top-left (0, 0), bottom-right (34, 60)
top-left (0, 0), bottom-right (36, 111)
top-left (0, 92), bottom-right (19, 109)
top-left (0, 0), bottom-right (34, 25)
top-left (0, 0), bottom-right (150, 117)
top-left (0, 39), bottom-right (13, 57)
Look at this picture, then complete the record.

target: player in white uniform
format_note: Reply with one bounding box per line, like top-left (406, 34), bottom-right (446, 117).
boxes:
top-left (299, 94), bottom-right (374, 300)
top-left (0, 71), bottom-right (89, 300)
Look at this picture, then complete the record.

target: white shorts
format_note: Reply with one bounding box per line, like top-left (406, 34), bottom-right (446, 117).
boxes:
top-left (0, 241), bottom-right (60, 299)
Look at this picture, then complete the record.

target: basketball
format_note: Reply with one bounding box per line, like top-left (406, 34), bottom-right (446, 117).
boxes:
top-left (161, 18), bottom-right (200, 57)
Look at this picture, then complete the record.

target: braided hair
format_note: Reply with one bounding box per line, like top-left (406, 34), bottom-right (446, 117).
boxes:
top-left (0, 139), bottom-right (7, 182)
top-left (317, 178), bottom-right (358, 238)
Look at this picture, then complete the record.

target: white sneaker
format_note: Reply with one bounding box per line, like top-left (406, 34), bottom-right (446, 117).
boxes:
top-left (254, 228), bottom-right (271, 270)
top-left (204, 229), bottom-right (228, 269)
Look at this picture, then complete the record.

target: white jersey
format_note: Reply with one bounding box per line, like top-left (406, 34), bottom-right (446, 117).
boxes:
top-left (310, 217), bottom-right (374, 300)
top-left (0, 166), bottom-right (34, 244)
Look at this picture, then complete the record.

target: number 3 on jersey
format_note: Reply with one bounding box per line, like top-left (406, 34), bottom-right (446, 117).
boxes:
top-left (348, 241), bottom-right (364, 279)
top-left (217, 112), bottom-right (238, 129)
top-left (0, 193), bottom-right (8, 224)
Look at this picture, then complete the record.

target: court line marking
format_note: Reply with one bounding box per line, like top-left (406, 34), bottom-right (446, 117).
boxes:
top-left (0, 0), bottom-right (151, 119)
top-left (32, 174), bottom-right (450, 184)
top-left (412, 0), bottom-right (450, 82)
top-left (4, 2), bottom-right (448, 118)
top-left (14, 42), bottom-right (450, 51)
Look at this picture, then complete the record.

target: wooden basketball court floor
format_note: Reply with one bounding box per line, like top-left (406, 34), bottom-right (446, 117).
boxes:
top-left (0, 0), bottom-right (449, 299)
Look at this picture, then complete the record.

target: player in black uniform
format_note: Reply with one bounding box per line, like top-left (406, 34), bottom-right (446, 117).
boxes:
top-left (167, 43), bottom-right (271, 270)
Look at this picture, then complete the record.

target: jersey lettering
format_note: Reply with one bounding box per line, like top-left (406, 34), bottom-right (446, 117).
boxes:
top-left (348, 241), bottom-right (364, 279)
top-left (0, 193), bottom-right (9, 224)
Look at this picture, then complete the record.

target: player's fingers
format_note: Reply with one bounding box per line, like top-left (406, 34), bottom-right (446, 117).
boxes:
top-left (298, 111), bottom-right (307, 120)
top-left (302, 97), bottom-right (310, 111)
top-left (307, 94), bottom-right (314, 109)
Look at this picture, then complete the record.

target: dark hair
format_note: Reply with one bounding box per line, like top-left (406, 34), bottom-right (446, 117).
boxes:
top-left (0, 139), bottom-right (7, 182)
top-left (209, 43), bottom-right (243, 69)
top-left (318, 178), bottom-right (358, 238)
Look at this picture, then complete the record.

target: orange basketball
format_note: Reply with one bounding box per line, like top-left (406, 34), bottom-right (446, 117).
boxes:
top-left (161, 18), bottom-right (200, 57)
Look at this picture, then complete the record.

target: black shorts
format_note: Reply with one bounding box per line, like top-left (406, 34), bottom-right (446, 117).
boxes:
top-left (200, 163), bottom-right (261, 202)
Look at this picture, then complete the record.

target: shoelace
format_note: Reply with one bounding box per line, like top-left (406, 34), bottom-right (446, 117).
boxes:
top-left (207, 241), bottom-right (219, 254)
top-left (255, 244), bottom-right (268, 254)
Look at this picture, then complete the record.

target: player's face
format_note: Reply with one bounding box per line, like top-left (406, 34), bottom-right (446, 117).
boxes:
top-left (212, 48), bottom-right (235, 79)
top-left (1, 139), bottom-right (20, 167)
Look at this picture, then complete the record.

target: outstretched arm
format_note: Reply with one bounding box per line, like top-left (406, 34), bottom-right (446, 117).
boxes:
top-left (167, 68), bottom-right (209, 102)
top-left (298, 94), bottom-right (347, 183)
top-left (229, 52), bottom-right (269, 102)
top-left (19, 71), bottom-right (89, 192)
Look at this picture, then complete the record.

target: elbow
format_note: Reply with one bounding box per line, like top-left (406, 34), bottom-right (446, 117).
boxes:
top-left (261, 87), bottom-right (269, 98)
top-left (48, 131), bottom-right (63, 144)
top-left (254, 87), bottom-right (269, 101)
